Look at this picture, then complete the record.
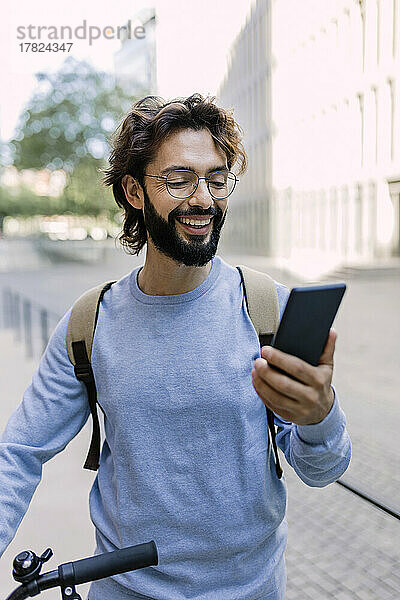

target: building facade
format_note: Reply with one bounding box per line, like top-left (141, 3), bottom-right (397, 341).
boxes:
top-left (114, 8), bottom-right (157, 98)
top-left (218, 0), bottom-right (273, 255)
top-left (218, 0), bottom-right (400, 275)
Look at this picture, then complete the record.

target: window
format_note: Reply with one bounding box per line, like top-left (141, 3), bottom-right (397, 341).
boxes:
top-left (355, 183), bottom-right (363, 254)
top-left (330, 188), bottom-right (338, 252)
top-left (361, 5), bottom-right (366, 70)
top-left (357, 94), bottom-right (365, 167)
top-left (341, 186), bottom-right (350, 257)
top-left (377, 0), bottom-right (381, 64)
top-left (372, 86), bottom-right (378, 164)
top-left (368, 181), bottom-right (377, 255)
top-left (388, 79), bottom-right (395, 161)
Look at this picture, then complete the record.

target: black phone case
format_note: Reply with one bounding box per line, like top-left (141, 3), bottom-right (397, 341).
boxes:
top-left (269, 283), bottom-right (346, 367)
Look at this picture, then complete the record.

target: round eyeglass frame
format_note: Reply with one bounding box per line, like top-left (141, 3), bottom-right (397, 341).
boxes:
top-left (143, 169), bottom-right (239, 200)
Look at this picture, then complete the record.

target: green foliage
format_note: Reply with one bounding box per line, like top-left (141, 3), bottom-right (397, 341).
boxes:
top-left (3, 56), bottom-right (143, 219)
top-left (61, 157), bottom-right (118, 218)
top-left (11, 56), bottom-right (134, 173)
top-left (0, 185), bottom-right (59, 218)
top-left (0, 174), bottom-right (119, 220)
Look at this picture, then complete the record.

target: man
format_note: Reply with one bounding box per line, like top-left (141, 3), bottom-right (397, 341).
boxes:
top-left (0, 94), bottom-right (351, 599)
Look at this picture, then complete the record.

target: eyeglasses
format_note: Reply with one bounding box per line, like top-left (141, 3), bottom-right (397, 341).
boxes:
top-left (143, 169), bottom-right (238, 200)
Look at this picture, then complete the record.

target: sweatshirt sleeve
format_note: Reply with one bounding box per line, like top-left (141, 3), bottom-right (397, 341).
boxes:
top-left (272, 281), bottom-right (351, 487)
top-left (0, 308), bottom-right (90, 558)
top-left (274, 388), bottom-right (351, 487)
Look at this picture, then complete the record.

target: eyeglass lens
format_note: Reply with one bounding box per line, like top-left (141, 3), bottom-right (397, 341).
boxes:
top-left (166, 170), bottom-right (236, 199)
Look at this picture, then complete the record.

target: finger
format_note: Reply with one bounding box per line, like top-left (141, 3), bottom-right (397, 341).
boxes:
top-left (254, 358), bottom-right (309, 402)
top-left (319, 328), bottom-right (337, 366)
top-left (260, 346), bottom-right (316, 386)
top-left (252, 369), bottom-right (297, 420)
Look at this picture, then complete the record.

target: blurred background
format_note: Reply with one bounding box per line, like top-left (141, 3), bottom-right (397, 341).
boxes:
top-left (0, 1), bottom-right (399, 599)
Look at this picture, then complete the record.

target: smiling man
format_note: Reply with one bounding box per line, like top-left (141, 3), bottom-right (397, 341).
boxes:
top-left (0, 94), bottom-right (351, 600)
top-left (121, 127), bottom-right (230, 291)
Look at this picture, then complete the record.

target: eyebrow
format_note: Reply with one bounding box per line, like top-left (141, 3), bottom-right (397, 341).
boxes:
top-left (160, 164), bottom-right (228, 176)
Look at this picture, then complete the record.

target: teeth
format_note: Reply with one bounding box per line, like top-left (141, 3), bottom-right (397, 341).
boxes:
top-left (179, 217), bottom-right (211, 226)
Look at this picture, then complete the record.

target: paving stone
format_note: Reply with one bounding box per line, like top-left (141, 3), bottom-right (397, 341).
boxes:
top-left (349, 589), bottom-right (375, 600)
top-left (383, 572), bottom-right (400, 589)
top-left (284, 588), bottom-right (299, 600)
top-left (331, 591), bottom-right (354, 600)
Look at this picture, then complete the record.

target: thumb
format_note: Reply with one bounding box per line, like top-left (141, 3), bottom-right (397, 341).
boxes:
top-left (319, 328), bottom-right (337, 367)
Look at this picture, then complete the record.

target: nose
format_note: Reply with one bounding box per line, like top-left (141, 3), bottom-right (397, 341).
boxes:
top-left (187, 178), bottom-right (213, 209)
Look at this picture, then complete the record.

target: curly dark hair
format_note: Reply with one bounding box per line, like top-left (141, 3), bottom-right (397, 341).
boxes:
top-left (102, 93), bottom-right (248, 255)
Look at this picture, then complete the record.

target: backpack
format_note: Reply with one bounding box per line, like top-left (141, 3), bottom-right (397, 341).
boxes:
top-left (66, 265), bottom-right (283, 479)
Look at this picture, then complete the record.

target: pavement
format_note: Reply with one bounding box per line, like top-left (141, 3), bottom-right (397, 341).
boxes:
top-left (0, 240), bottom-right (400, 599)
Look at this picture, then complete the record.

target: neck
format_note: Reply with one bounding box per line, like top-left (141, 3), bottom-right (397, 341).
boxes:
top-left (137, 244), bottom-right (212, 296)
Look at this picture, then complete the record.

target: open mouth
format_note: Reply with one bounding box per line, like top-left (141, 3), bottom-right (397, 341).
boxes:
top-left (176, 216), bottom-right (213, 234)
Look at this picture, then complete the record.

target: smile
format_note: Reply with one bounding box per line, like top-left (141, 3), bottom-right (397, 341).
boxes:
top-left (176, 216), bottom-right (213, 234)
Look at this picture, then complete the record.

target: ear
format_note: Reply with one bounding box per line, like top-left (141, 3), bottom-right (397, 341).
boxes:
top-left (121, 175), bottom-right (144, 210)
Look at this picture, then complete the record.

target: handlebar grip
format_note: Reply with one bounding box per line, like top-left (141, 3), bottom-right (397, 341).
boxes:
top-left (58, 541), bottom-right (158, 586)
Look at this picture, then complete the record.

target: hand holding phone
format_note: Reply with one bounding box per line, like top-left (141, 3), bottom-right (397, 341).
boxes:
top-left (252, 283), bottom-right (346, 425)
top-left (265, 282), bottom-right (346, 368)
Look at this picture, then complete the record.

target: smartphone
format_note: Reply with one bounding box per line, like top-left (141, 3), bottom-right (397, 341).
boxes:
top-left (260, 283), bottom-right (346, 368)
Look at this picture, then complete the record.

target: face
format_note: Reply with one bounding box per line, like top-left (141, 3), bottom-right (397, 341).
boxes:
top-left (132, 128), bottom-right (230, 267)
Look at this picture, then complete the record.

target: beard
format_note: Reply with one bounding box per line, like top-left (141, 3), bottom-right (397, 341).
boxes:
top-left (142, 187), bottom-right (227, 267)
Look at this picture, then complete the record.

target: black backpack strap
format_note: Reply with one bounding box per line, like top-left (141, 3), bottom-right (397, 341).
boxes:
top-left (236, 266), bottom-right (283, 479)
top-left (66, 281), bottom-right (115, 470)
top-left (266, 401), bottom-right (283, 479)
top-left (72, 340), bottom-right (101, 470)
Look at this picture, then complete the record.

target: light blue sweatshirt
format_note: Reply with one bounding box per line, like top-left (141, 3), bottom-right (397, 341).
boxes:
top-left (0, 256), bottom-right (351, 600)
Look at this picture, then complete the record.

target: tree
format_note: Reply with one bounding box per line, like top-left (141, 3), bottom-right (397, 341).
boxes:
top-left (11, 56), bottom-right (134, 173)
top-left (0, 185), bottom-right (58, 219)
top-left (7, 56), bottom-right (143, 218)
top-left (61, 157), bottom-right (116, 217)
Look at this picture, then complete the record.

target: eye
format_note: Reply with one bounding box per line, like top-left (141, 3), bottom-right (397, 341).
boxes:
top-left (167, 171), bottom-right (196, 189)
top-left (208, 173), bottom-right (228, 188)
top-left (209, 181), bottom-right (226, 188)
top-left (168, 180), bottom-right (192, 188)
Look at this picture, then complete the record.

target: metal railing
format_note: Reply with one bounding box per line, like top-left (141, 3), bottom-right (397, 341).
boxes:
top-left (1, 287), bottom-right (61, 359)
